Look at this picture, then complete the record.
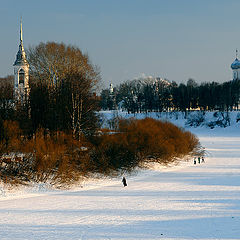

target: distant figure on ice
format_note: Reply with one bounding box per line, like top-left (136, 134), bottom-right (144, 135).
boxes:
top-left (194, 157), bottom-right (196, 165)
top-left (122, 177), bottom-right (127, 187)
top-left (201, 156), bottom-right (205, 163)
top-left (198, 156), bottom-right (201, 164)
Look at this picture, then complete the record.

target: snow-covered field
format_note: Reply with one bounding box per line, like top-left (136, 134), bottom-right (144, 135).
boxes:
top-left (0, 114), bottom-right (240, 239)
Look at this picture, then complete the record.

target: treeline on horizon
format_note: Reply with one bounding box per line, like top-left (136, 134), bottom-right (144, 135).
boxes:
top-left (0, 42), bottom-right (200, 187)
top-left (100, 78), bottom-right (240, 113)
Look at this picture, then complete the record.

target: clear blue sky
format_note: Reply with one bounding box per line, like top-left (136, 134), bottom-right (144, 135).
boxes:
top-left (0, 0), bottom-right (239, 88)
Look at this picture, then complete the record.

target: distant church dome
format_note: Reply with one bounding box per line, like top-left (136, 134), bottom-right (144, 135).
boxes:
top-left (231, 58), bottom-right (240, 69)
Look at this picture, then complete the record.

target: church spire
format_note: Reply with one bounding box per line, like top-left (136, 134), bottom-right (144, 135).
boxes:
top-left (14, 17), bottom-right (27, 66)
top-left (13, 18), bottom-right (30, 99)
top-left (20, 17), bottom-right (23, 43)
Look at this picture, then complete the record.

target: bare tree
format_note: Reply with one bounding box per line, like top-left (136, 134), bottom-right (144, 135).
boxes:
top-left (27, 42), bottom-right (101, 137)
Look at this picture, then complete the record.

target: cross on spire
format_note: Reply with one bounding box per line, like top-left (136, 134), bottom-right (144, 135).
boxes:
top-left (236, 49), bottom-right (238, 59)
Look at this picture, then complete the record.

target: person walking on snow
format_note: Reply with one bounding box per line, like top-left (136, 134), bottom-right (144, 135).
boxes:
top-left (194, 157), bottom-right (196, 165)
top-left (122, 177), bottom-right (127, 187)
top-left (198, 156), bottom-right (201, 164)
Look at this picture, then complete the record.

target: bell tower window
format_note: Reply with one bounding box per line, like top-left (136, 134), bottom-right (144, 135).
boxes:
top-left (19, 69), bottom-right (25, 85)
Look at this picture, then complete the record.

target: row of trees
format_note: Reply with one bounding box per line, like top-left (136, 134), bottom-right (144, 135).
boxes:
top-left (100, 78), bottom-right (240, 113)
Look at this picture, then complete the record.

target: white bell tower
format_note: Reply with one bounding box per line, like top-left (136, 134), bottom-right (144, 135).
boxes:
top-left (13, 18), bottom-right (29, 99)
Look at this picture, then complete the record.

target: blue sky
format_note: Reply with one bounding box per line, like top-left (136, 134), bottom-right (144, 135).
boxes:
top-left (0, 0), bottom-right (240, 88)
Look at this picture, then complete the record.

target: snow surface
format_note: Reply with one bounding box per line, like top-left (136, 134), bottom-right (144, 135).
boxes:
top-left (1, 113), bottom-right (240, 240)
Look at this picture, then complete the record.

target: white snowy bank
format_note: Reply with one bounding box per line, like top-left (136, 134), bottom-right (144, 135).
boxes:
top-left (99, 110), bottom-right (240, 129)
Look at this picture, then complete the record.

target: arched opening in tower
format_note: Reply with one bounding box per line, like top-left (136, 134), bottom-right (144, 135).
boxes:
top-left (19, 69), bottom-right (25, 85)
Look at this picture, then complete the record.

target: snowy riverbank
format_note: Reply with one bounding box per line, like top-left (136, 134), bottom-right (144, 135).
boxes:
top-left (99, 110), bottom-right (240, 134)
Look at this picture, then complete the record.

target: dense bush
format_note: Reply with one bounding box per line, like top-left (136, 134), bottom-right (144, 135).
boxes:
top-left (207, 112), bottom-right (230, 128)
top-left (22, 129), bottom-right (92, 186)
top-left (91, 118), bottom-right (200, 175)
top-left (186, 111), bottom-right (205, 127)
top-left (0, 118), bottom-right (200, 187)
top-left (0, 121), bottom-right (92, 187)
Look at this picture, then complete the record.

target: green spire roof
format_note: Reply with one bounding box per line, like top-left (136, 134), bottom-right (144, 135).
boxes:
top-left (14, 18), bottom-right (28, 66)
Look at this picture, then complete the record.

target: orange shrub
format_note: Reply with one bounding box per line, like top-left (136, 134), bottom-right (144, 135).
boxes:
top-left (0, 118), bottom-right (200, 187)
top-left (91, 118), bottom-right (200, 174)
top-left (1, 121), bottom-right (22, 152)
